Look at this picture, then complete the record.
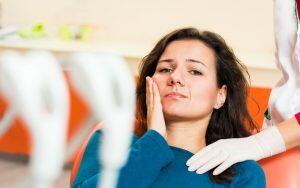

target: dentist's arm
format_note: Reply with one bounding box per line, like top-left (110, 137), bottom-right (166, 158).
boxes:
top-left (277, 113), bottom-right (300, 148)
top-left (186, 112), bottom-right (300, 175)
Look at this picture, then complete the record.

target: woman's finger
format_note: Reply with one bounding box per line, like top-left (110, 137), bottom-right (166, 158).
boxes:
top-left (152, 79), bottom-right (161, 107)
top-left (149, 77), bottom-right (154, 109)
top-left (146, 77), bottom-right (149, 106)
top-left (146, 76), bottom-right (153, 109)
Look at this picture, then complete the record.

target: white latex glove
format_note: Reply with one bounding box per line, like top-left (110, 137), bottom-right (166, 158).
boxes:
top-left (186, 126), bottom-right (286, 175)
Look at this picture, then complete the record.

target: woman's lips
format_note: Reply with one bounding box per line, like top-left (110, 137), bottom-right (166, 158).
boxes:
top-left (165, 92), bottom-right (187, 99)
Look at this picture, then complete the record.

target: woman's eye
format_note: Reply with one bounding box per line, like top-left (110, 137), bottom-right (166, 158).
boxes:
top-left (190, 70), bottom-right (202, 76)
top-left (159, 68), bottom-right (172, 73)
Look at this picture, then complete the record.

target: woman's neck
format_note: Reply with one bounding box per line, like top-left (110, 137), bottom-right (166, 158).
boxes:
top-left (165, 116), bottom-right (210, 154)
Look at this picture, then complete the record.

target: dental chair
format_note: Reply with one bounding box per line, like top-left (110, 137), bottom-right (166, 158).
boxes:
top-left (259, 147), bottom-right (300, 188)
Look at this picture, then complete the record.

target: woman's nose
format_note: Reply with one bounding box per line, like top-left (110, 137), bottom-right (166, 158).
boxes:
top-left (168, 69), bottom-right (185, 86)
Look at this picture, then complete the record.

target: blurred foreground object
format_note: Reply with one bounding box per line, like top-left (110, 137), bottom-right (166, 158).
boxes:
top-left (69, 52), bottom-right (136, 188)
top-left (0, 51), bottom-right (69, 188)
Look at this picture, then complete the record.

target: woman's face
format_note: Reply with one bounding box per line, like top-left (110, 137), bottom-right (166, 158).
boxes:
top-left (152, 39), bottom-right (226, 121)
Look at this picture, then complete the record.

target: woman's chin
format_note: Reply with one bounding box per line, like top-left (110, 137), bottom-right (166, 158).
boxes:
top-left (163, 108), bottom-right (186, 119)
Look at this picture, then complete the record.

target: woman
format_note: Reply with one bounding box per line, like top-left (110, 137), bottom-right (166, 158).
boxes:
top-left (72, 27), bottom-right (265, 187)
top-left (186, 0), bottom-right (300, 175)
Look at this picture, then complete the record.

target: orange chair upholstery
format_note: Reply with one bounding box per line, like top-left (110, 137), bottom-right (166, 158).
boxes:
top-left (259, 147), bottom-right (300, 188)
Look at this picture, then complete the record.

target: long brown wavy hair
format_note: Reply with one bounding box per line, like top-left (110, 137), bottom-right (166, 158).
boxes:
top-left (135, 27), bottom-right (258, 183)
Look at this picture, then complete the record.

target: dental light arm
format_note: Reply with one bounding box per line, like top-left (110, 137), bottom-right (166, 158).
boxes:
top-left (69, 52), bottom-right (135, 188)
top-left (0, 51), bottom-right (69, 188)
top-left (0, 106), bottom-right (16, 137)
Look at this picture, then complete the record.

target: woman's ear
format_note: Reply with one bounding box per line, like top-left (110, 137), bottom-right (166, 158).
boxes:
top-left (214, 85), bottom-right (227, 109)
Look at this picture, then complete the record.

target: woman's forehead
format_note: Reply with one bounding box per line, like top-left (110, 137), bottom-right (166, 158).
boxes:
top-left (159, 40), bottom-right (216, 67)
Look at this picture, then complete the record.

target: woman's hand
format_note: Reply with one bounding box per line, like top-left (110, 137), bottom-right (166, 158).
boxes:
top-left (146, 76), bottom-right (167, 139)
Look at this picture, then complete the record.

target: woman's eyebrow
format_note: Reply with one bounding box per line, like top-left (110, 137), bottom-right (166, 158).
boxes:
top-left (157, 58), bottom-right (207, 68)
top-left (158, 59), bottom-right (174, 64)
top-left (186, 59), bottom-right (207, 67)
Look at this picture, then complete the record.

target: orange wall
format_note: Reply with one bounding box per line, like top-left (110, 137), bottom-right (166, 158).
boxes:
top-left (0, 74), bottom-right (271, 158)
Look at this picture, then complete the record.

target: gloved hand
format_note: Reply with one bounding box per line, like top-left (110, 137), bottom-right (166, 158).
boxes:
top-left (186, 126), bottom-right (286, 175)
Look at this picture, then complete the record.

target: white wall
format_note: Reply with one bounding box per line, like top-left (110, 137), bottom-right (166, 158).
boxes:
top-left (0, 0), bottom-right (281, 87)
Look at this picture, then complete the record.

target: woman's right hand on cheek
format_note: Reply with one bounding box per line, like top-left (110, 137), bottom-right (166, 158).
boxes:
top-left (146, 76), bottom-right (167, 140)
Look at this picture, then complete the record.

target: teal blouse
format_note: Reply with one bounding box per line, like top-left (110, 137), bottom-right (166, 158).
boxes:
top-left (73, 130), bottom-right (266, 188)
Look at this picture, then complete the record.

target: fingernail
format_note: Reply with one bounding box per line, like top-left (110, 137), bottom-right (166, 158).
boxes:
top-left (186, 161), bottom-right (191, 166)
top-left (196, 170), bottom-right (204, 174)
top-left (188, 167), bottom-right (194, 171)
